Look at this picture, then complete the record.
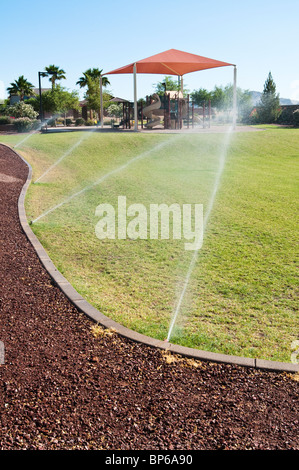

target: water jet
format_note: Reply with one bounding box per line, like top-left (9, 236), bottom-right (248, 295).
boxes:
top-left (167, 125), bottom-right (234, 343)
top-left (32, 135), bottom-right (182, 225)
top-left (34, 128), bottom-right (97, 184)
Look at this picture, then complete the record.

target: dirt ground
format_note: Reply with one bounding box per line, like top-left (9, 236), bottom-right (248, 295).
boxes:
top-left (0, 143), bottom-right (298, 450)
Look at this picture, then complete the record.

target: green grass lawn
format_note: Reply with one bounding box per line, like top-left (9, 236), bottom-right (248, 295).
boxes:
top-left (1, 127), bottom-right (298, 362)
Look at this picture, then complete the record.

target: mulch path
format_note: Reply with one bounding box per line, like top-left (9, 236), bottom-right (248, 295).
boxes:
top-left (0, 143), bottom-right (298, 451)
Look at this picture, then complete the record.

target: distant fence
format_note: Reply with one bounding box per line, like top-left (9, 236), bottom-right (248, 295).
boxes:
top-left (277, 104), bottom-right (299, 125)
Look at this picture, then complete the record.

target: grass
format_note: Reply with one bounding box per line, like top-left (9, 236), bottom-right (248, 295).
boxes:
top-left (1, 127), bottom-right (298, 362)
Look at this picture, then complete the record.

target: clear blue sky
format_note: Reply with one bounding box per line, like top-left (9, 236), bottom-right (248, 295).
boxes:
top-left (1, 0), bottom-right (298, 103)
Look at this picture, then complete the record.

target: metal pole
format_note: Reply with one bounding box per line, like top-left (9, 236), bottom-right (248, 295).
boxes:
top-left (187, 94), bottom-right (190, 129)
top-left (192, 102), bottom-right (194, 128)
top-left (233, 66), bottom-right (237, 129)
top-left (100, 75), bottom-right (103, 128)
top-left (133, 63), bottom-right (138, 131)
top-left (180, 76), bottom-right (184, 129)
top-left (38, 72), bottom-right (43, 122)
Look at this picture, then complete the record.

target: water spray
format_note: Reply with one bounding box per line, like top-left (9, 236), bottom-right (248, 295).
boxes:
top-left (34, 128), bottom-right (97, 184)
top-left (13, 117), bottom-right (53, 149)
top-left (167, 126), bottom-right (234, 342)
top-left (31, 135), bottom-right (182, 225)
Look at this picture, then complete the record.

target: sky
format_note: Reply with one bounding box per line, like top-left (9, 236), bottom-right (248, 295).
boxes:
top-left (1, 0), bottom-right (298, 103)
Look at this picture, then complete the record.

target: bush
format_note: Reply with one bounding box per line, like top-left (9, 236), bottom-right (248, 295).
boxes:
top-left (276, 106), bottom-right (299, 126)
top-left (13, 118), bottom-right (40, 132)
top-left (247, 107), bottom-right (259, 124)
top-left (0, 116), bottom-right (12, 125)
top-left (277, 107), bottom-right (294, 125)
top-left (65, 118), bottom-right (73, 126)
top-left (7, 101), bottom-right (38, 119)
top-left (75, 117), bottom-right (85, 126)
top-left (47, 118), bottom-right (57, 127)
top-left (293, 110), bottom-right (299, 127)
top-left (85, 119), bottom-right (95, 126)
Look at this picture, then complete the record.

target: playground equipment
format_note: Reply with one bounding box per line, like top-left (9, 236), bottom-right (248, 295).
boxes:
top-left (108, 91), bottom-right (216, 131)
top-left (143, 93), bottom-right (162, 129)
top-left (140, 91), bottom-right (214, 130)
top-left (103, 49), bottom-right (237, 131)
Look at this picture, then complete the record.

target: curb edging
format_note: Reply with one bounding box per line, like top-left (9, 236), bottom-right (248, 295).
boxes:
top-left (4, 143), bottom-right (297, 374)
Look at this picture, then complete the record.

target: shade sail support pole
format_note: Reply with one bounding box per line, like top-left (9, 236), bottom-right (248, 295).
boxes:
top-left (233, 65), bottom-right (237, 129)
top-left (100, 75), bottom-right (103, 128)
top-left (133, 63), bottom-right (138, 131)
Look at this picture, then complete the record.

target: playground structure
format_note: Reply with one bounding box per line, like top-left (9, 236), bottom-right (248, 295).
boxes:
top-left (102, 49), bottom-right (237, 131)
top-left (141, 91), bottom-right (215, 130)
top-left (110, 91), bottom-right (215, 130)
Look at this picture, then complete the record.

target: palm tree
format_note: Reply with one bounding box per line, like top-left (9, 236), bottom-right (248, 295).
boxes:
top-left (6, 75), bottom-right (35, 101)
top-left (76, 68), bottom-right (110, 120)
top-left (76, 68), bottom-right (110, 89)
top-left (44, 65), bottom-right (66, 90)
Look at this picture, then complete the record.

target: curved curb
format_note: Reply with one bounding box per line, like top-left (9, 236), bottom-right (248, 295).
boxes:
top-left (3, 143), bottom-right (298, 374)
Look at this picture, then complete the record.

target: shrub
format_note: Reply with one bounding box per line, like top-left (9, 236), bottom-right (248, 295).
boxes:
top-left (85, 119), bottom-right (95, 126)
top-left (47, 118), bottom-right (57, 127)
top-left (75, 117), bottom-right (85, 126)
top-left (13, 118), bottom-right (40, 132)
top-left (7, 101), bottom-right (38, 119)
top-left (0, 116), bottom-right (12, 125)
top-left (65, 118), bottom-right (73, 126)
top-left (293, 110), bottom-right (299, 127)
top-left (277, 107), bottom-right (294, 125)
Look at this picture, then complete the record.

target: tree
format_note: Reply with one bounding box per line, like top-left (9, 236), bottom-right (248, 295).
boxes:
top-left (209, 86), bottom-right (226, 110)
top-left (76, 68), bottom-right (110, 89)
top-left (39, 85), bottom-right (79, 115)
top-left (154, 76), bottom-right (180, 95)
top-left (236, 88), bottom-right (252, 123)
top-left (190, 84), bottom-right (253, 123)
top-left (6, 75), bottom-right (35, 101)
top-left (44, 65), bottom-right (66, 90)
top-left (191, 85), bottom-right (226, 111)
top-left (76, 68), bottom-right (110, 119)
top-left (257, 72), bottom-right (281, 123)
top-left (216, 84), bottom-right (252, 121)
top-left (153, 76), bottom-right (189, 96)
top-left (190, 88), bottom-right (212, 106)
top-left (84, 75), bottom-right (101, 118)
top-left (107, 103), bottom-right (122, 118)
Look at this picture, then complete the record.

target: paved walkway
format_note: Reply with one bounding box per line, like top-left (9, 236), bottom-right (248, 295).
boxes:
top-left (42, 124), bottom-right (261, 134)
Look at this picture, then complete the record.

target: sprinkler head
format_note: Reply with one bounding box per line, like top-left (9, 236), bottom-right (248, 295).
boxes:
top-left (163, 338), bottom-right (169, 342)
top-left (29, 220), bottom-right (33, 225)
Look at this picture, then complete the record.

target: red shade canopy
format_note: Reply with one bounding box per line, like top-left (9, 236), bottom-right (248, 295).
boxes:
top-left (105, 49), bottom-right (234, 76)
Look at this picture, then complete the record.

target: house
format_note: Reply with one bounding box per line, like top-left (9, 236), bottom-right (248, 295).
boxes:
top-left (9, 88), bottom-right (51, 105)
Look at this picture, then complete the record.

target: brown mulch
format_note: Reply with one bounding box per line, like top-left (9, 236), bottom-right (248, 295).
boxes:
top-left (0, 143), bottom-right (298, 451)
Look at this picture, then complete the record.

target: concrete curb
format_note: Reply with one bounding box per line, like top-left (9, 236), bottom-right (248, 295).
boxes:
top-left (3, 143), bottom-right (298, 374)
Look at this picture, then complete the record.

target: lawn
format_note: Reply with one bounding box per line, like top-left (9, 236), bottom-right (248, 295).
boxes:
top-left (1, 127), bottom-right (298, 362)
